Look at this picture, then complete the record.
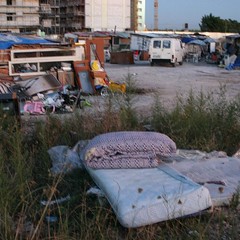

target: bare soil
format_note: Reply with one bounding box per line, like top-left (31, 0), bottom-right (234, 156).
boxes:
top-left (88, 61), bottom-right (240, 117)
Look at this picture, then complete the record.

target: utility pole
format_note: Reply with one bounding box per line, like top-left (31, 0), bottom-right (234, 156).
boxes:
top-left (154, 0), bottom-right (159, 30)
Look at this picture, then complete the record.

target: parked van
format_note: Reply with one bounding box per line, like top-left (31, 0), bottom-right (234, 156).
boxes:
top-left (149, 37), bottom-right (184, 66)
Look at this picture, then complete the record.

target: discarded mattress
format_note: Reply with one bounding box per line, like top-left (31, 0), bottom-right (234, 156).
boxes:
top-left (164, 149), bottom-right (240, 206)
top-left (80, 132), bottom-right (212, 227)
top-left (85, 164), bottom-right (212, 228)
top-left (81, 131), bottom-right (177, 169)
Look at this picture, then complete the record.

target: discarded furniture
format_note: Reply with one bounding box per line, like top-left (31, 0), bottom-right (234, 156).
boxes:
top-left (73, 61), bottom-right (95, 94)
top-left (80, 131), bottom-right (212, 228)
top-left (8, 47), bottom-right (83, 76)
top-left (86, 164), bottom-right (212, 228)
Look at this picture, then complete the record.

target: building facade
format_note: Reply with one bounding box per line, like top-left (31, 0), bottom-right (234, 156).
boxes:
top-left (0, 0), bottom-right (39, 33)
top-left (0, 0), bottom-right (145, 34)
top-left (131, 0), bottom-right (146, 31)
top-left (40, 0), bottom-right (60, 35)
top-left (85, 0), bottom-right (131, 32)
top-left (60, 0), bottom-right (85, 33)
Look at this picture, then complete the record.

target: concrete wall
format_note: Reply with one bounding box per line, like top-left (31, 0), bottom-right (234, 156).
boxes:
top-left (85, 0), bottom-right (131, 31)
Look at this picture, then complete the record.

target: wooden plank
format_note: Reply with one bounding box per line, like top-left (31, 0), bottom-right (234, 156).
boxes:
top-left (10, 55), bottom-right (79, 63)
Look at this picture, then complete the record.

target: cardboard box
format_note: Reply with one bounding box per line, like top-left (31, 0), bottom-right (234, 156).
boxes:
top-left (91, 71), bottom-right (106, 79)
top-left (57, 70), bottom-right (75, 86)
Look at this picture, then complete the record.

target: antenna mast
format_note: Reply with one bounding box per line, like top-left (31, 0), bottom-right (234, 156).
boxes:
top-left (154, 0), bottom-right (159, 30)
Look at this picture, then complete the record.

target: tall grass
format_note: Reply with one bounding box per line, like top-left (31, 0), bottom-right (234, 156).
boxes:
top-left (0, 83), bottom-right (240, 239)
top-left (151, 85), bottom-right (240, 155)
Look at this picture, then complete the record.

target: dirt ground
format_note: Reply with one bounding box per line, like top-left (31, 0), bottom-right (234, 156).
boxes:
top-left (20, 61), bottom-right (240, 125)
top-left (87, 61), bottom-right (240, 117)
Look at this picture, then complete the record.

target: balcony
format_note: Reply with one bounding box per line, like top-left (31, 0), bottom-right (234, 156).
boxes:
top-left (60, 0), bottom-right (84, 7)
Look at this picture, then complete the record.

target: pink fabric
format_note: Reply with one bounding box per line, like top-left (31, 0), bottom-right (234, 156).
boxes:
top-left (24, 101), bottom-right (45, 114)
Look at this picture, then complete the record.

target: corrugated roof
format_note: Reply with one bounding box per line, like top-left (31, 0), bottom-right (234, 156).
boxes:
top-left (71, 31), bottom-right (130, 39)
top-left (130, 32), bottom-right (181, 38)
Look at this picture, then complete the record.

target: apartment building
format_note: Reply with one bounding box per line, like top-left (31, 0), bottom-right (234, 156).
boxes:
top-left (60, 0), bottom-right (85, 33)
top-left (0, 0), bottom-right (39, 33)
top-left (84, 0), bottom-right (131, 32)
top-left (60, 0), bottom-right (147, 32)
top-left (131, 0), bottom-right (146, 31)
top-left (0, 1), bottom-right (145, 34)
top-left (39, 0), bottom-right (60, 34)
top-left (60, 0), bottom-right (131, 33)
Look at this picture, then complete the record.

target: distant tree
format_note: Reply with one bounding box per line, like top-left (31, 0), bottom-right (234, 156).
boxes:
top-left (199, 13), bottom-right (240, 32)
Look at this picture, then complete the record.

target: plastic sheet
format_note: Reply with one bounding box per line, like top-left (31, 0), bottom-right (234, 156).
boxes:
top-left (48, 145), bottom-right (83, 175)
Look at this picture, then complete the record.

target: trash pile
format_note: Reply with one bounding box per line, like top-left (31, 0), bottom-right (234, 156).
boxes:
top-left (0, 70), bottom-right (88, 116)
top-left (0, 33), bottom-right (126, 122)
top-left (182, 34), bottom-right (240, 69)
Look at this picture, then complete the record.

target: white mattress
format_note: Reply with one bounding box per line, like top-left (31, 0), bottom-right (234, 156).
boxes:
top-left (165, 150), bottom-right (240, 206)
top-left (86, 164), bottom-right (212, 228)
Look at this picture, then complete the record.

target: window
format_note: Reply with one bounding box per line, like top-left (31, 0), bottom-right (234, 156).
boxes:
top-left (153, 40), bottom-right (161, 48)
top-left (163, 40), bottom-right (171, 49)
top-left (7, 13), bottom-right (14, 21)
top-left (113, 37), bottom-right (120, 45)
top-left (7, 0), bottom-right (12, 5)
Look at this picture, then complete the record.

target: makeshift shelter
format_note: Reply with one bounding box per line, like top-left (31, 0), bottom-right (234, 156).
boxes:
top-left (0, 33), bottom-right (53, 49)
top-left (0, 33), bottom-right (55, 65)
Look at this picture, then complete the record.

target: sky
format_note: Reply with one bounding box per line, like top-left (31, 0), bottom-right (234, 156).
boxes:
top-left (145, 0), bottom-right (240, 30)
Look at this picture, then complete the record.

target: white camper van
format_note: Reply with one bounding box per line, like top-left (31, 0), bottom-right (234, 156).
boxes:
top-left (149, 37), bottom-right (184, 66)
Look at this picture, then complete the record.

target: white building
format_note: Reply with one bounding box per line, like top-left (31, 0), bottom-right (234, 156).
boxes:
top-left (85, 0), bottom-right (131, 32)
top-left (136, 0), bottom-right (146, 31)
top-left (0, 0), bottom-right (39, 33)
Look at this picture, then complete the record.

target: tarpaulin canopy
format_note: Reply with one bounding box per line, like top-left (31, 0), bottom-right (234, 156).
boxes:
top-left (187, 39), bottom-right (206, 46)
top-left (0, 33), bottom-right (53, 49)
top-left (203, 37), bottom-right (216, 43)
top-left (181, 37), bottom-right (196, 43)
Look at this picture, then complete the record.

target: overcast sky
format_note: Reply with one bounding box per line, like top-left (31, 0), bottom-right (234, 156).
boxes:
top-left (146, 0), bottom-right (240, 30)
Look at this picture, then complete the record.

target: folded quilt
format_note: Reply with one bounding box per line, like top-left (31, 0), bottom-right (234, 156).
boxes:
top-left (82, 131), bottom-right (176, 169)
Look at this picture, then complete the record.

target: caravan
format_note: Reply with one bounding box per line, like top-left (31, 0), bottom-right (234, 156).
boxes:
top-left (149, 37), bottom-right (184, 66)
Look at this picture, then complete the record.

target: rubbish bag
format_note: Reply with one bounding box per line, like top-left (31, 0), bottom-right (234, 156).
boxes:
top-left (48, 145), bottom-right (83, 175)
